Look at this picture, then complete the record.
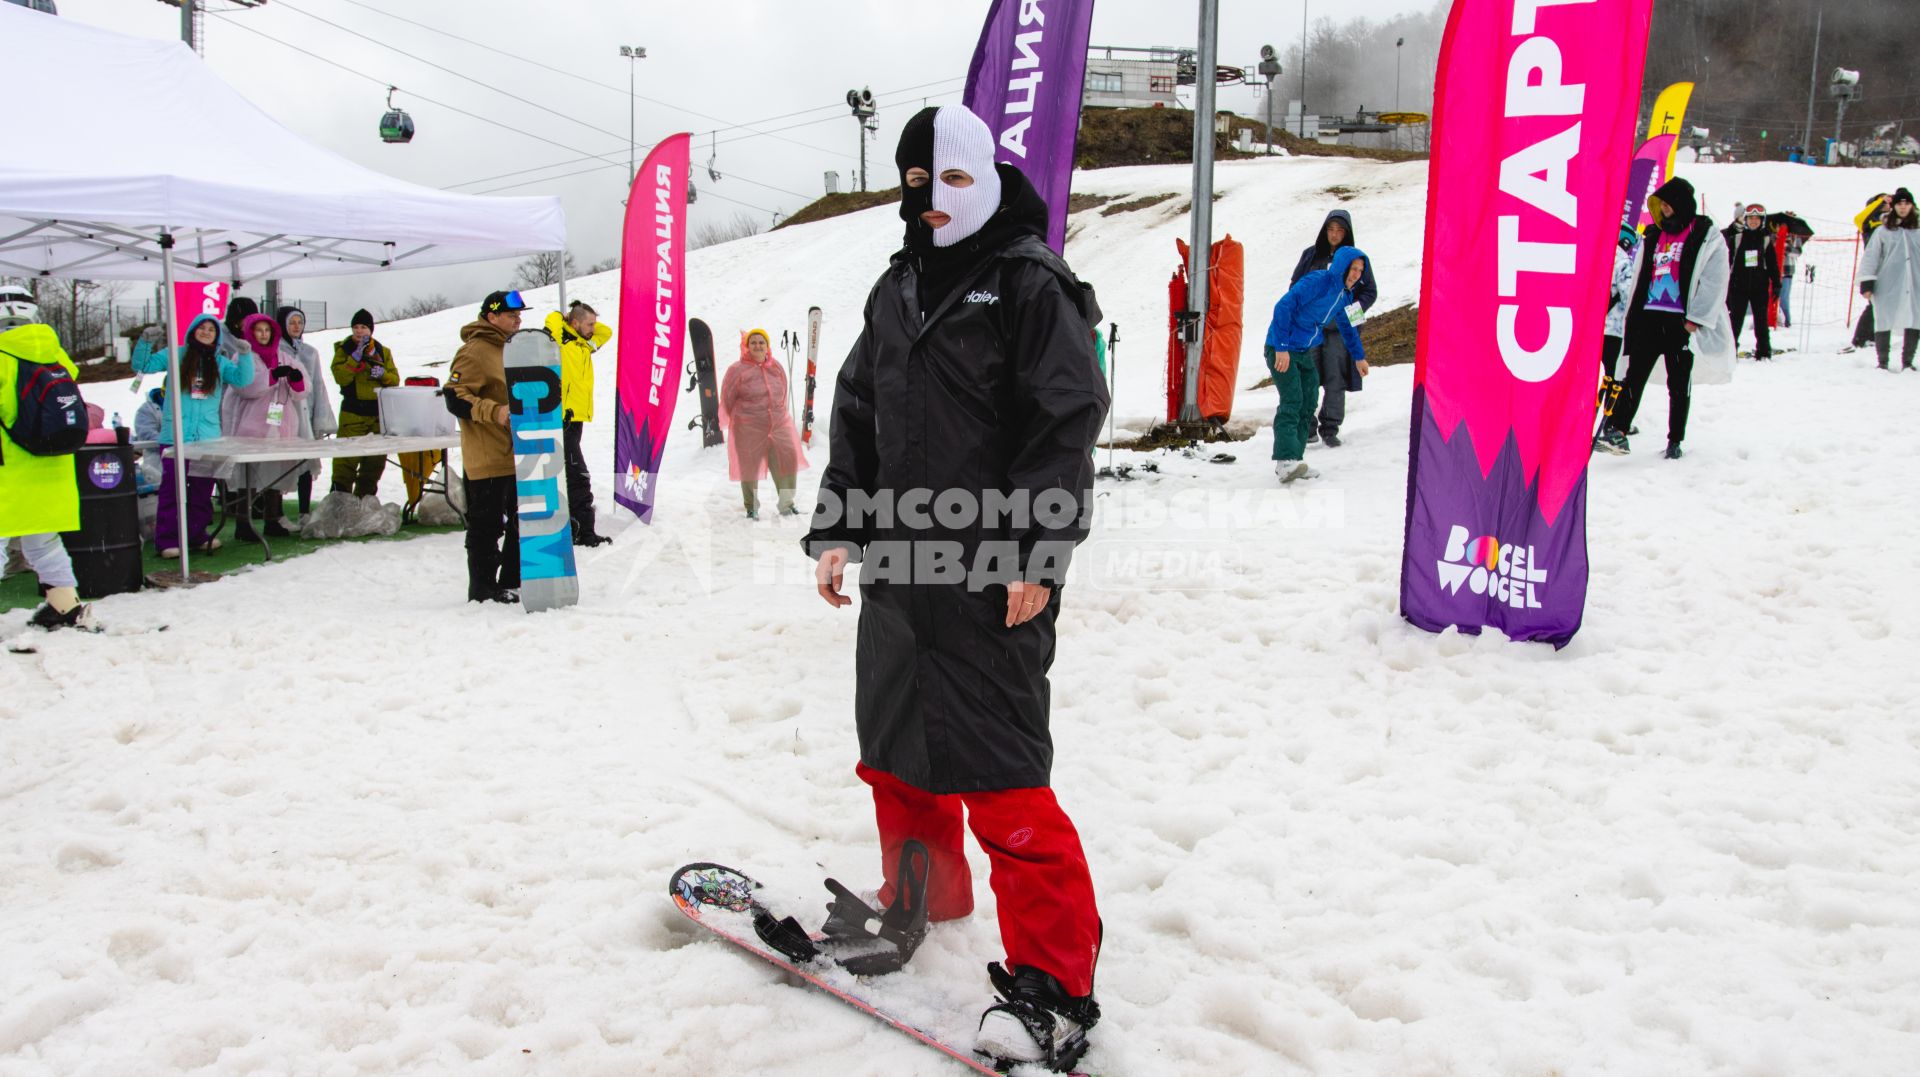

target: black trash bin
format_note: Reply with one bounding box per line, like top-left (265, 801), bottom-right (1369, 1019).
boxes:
top-left (61, 442), bottom-right (143, 598)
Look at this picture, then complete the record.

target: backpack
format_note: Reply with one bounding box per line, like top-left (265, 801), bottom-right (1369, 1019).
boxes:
top-left (1, 349), bottom-right (88, 460)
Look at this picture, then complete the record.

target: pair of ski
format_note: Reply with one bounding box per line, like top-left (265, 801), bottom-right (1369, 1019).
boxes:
top-left (669, 852), bottom-right (1095, 1076)
top-left (683, 308), bottom-right (820, 449)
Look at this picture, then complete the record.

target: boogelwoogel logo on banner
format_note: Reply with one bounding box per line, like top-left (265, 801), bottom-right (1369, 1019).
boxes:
top-left (1436, 524), bottom-right (1548, 609)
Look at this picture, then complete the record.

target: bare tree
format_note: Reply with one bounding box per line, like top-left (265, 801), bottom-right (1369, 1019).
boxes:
top-left (383, 293), bottom-right (455, 321)
top-left (690, 212), bottom-right (766, 251)
top-left (586, 256), bottom-right (620, 274)
top-left (29, 278), bottom-right (124, 359)
top-left (513, 251), bottom-right (579, 290)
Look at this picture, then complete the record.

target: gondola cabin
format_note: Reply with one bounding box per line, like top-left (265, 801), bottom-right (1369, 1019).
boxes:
top-left (379, 108), bottom-right (414, 144)
top-left (379, 87), bottom-right (414, 144)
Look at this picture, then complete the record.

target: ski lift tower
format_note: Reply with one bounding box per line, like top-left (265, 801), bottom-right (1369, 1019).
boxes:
top-left (846, 88), bottom-right (877, 192)
top-left (155, 0), bottom-right (266, 56)
top-left (1829, 68), bottom-right (1860, 164)
top-left (1175, 0), bottom-right (1221, 429)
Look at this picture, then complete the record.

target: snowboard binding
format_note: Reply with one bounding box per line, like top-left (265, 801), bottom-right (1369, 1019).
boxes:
top-left (752, 840), bottom-right (931, 976)
top-left (819, 839), bottom-right (931, 975)
top-left (976, 962), bottom-right (1100, 1074)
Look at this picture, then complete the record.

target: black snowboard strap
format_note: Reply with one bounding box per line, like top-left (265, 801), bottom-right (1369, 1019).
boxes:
top-left (752, 908), bottom-right (822, 965)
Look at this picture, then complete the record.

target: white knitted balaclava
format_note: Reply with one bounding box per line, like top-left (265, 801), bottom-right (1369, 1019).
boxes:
top-left (897, 105), bottom-right (1003, 249)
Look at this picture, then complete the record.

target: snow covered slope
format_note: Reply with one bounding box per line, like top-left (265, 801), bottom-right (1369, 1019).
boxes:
top-left (11, 159), bottom-right (1920, 1075)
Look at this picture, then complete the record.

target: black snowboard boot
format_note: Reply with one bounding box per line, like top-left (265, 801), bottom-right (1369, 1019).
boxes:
top-left (974, 963), bottom-right (1101, 1073)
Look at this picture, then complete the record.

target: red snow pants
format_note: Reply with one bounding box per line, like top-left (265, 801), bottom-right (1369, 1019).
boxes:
top-left (858, 762), bottom-right (1102, 997)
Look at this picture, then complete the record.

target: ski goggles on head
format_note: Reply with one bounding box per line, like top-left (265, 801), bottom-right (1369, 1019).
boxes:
top-left (480, 289), bottom-right (529, 315)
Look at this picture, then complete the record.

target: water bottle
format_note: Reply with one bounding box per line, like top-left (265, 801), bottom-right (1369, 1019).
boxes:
top-left (111, 411), bottom-right (123, 429)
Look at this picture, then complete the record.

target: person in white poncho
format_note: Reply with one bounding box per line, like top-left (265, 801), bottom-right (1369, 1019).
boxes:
top-left (1859, 187), bottom-right (1920, 372)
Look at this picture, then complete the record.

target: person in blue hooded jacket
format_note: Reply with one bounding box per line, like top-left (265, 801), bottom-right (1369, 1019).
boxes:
top-left (1264, 246), bottom-right (1369, 483)
top-left (130, 313), bottom-right (255, 555)
top-left (1289, 210), bottom-right (1378, 446)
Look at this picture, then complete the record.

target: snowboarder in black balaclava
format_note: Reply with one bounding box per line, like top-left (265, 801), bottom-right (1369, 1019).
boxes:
top-left (807, 104), bottom-right (1109, 1073)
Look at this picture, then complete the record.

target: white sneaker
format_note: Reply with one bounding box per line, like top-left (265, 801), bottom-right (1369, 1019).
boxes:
top-left (1275, 459), bottom-right (1308, 483)
top-left (159, 547), bottom-right (181, 559)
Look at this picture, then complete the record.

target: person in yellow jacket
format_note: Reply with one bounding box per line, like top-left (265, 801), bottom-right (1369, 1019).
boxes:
top-left (0, 305), bottom-right (94, 631)
top-left (1845, 194), bottom-right (1892, 353)
top-left (447, 290), bottom-right (526, 604)
top-left (329, 308), bottom-right (398, 496)
top-left (545, 301), bottom-right (612, 546)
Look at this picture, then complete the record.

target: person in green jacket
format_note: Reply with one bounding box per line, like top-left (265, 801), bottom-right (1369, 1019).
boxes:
top-left (0, 302), bottom-right (93, 631)
top-left (330, 308), bottom-right (397, 496)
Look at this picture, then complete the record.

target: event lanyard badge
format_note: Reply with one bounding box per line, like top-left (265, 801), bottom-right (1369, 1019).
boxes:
top-left (1345, 301), bottom-right (1366, 326)
top-left (266, 401), bottom-right (285, 429)
top-left (1743, 250), bottom-right (1759, 268)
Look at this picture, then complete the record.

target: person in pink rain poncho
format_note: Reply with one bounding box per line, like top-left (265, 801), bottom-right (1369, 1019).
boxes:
top-left (719, 327), bottom-right (808, 518)
top-left (222, 312), bottom-right (308, 539)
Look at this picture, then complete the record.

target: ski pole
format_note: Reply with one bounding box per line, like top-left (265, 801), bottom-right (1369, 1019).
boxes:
top-left (1105, 321), bottom-right (1119, 475)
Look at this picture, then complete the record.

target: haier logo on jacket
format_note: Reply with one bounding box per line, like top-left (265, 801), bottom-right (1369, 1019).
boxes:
top-left (964, 291), bottom-right (1001, 306)
top-left (1436, 525), bottom-right (1548, 609)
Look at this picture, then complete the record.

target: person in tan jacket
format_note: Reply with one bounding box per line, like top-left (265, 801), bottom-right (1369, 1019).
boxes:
top-left (447, 289), bottom-right (528, 603)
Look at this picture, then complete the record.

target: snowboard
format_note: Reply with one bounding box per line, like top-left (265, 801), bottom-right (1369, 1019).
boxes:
top-left (8, 622), bottom-right (167, 655)
top-left (503, 327), bottom-right (579, 613)
top-left (669, 862), bottom-right (1096, 1076)
top-left (802, 306), bottom-right (822, 445)
top-left (685, 318), bottom-right (723, 448)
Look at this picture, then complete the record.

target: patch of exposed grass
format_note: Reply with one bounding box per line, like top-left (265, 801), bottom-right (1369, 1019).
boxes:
top-left (1101, 193), bottom-right (1179, 216)
top-left (772, 188), bottom-right (902, 231)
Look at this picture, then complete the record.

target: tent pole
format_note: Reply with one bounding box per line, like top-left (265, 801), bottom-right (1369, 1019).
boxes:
top-left (555, 251), bottom-right (568, 313)
top-left (160, 230), bottom-right (191, 583)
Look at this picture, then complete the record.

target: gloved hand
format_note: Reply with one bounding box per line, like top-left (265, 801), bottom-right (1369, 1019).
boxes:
top-left (271, 364), bottom-right (301, 382)
top-left (369, 364), bottom-right (386, 380)
top-left (140, 325), bottom-right (165, 348)
top-left (1861, 281), bottom-right (1876, 297)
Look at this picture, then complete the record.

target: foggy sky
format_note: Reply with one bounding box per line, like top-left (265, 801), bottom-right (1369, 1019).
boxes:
top-left (51, 0), bottom-right (1434, 321)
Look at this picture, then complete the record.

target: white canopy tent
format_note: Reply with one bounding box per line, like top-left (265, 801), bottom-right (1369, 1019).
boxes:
top-left (0, 5), bottom-right (568, 578)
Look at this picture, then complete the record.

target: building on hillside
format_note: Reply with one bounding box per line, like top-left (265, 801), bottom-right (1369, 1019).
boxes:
top-left (1082, 46), bottom-right (1184, 110)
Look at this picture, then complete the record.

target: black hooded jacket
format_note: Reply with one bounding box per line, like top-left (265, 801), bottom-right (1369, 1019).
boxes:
top-left (802, 162), bottom-right (1110, 794)
top-left (1626, 177), bottom-right (1716, 331)
top-left (1289, 209), bottom-right (1379, 311)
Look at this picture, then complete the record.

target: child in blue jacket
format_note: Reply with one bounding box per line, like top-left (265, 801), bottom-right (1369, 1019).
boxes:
top-left (131, 314), bottom-right (254, 555)
top-left (1263, 246), bottom-right (1369, 482)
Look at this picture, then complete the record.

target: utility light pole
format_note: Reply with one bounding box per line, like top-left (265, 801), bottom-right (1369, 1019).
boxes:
top-left (1801, 10), bottom-right (1822, 157)
top-left (1395, 37), bottom-right (1405, 111)
top-left (620, 45), bottom-right (647, 186)
top-left (1298, 1), bottom-right (1309, 137)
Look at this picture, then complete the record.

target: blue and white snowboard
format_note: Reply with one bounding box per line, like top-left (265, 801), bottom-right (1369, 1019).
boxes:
top-left (504, 327), bottom-right (578, 613)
